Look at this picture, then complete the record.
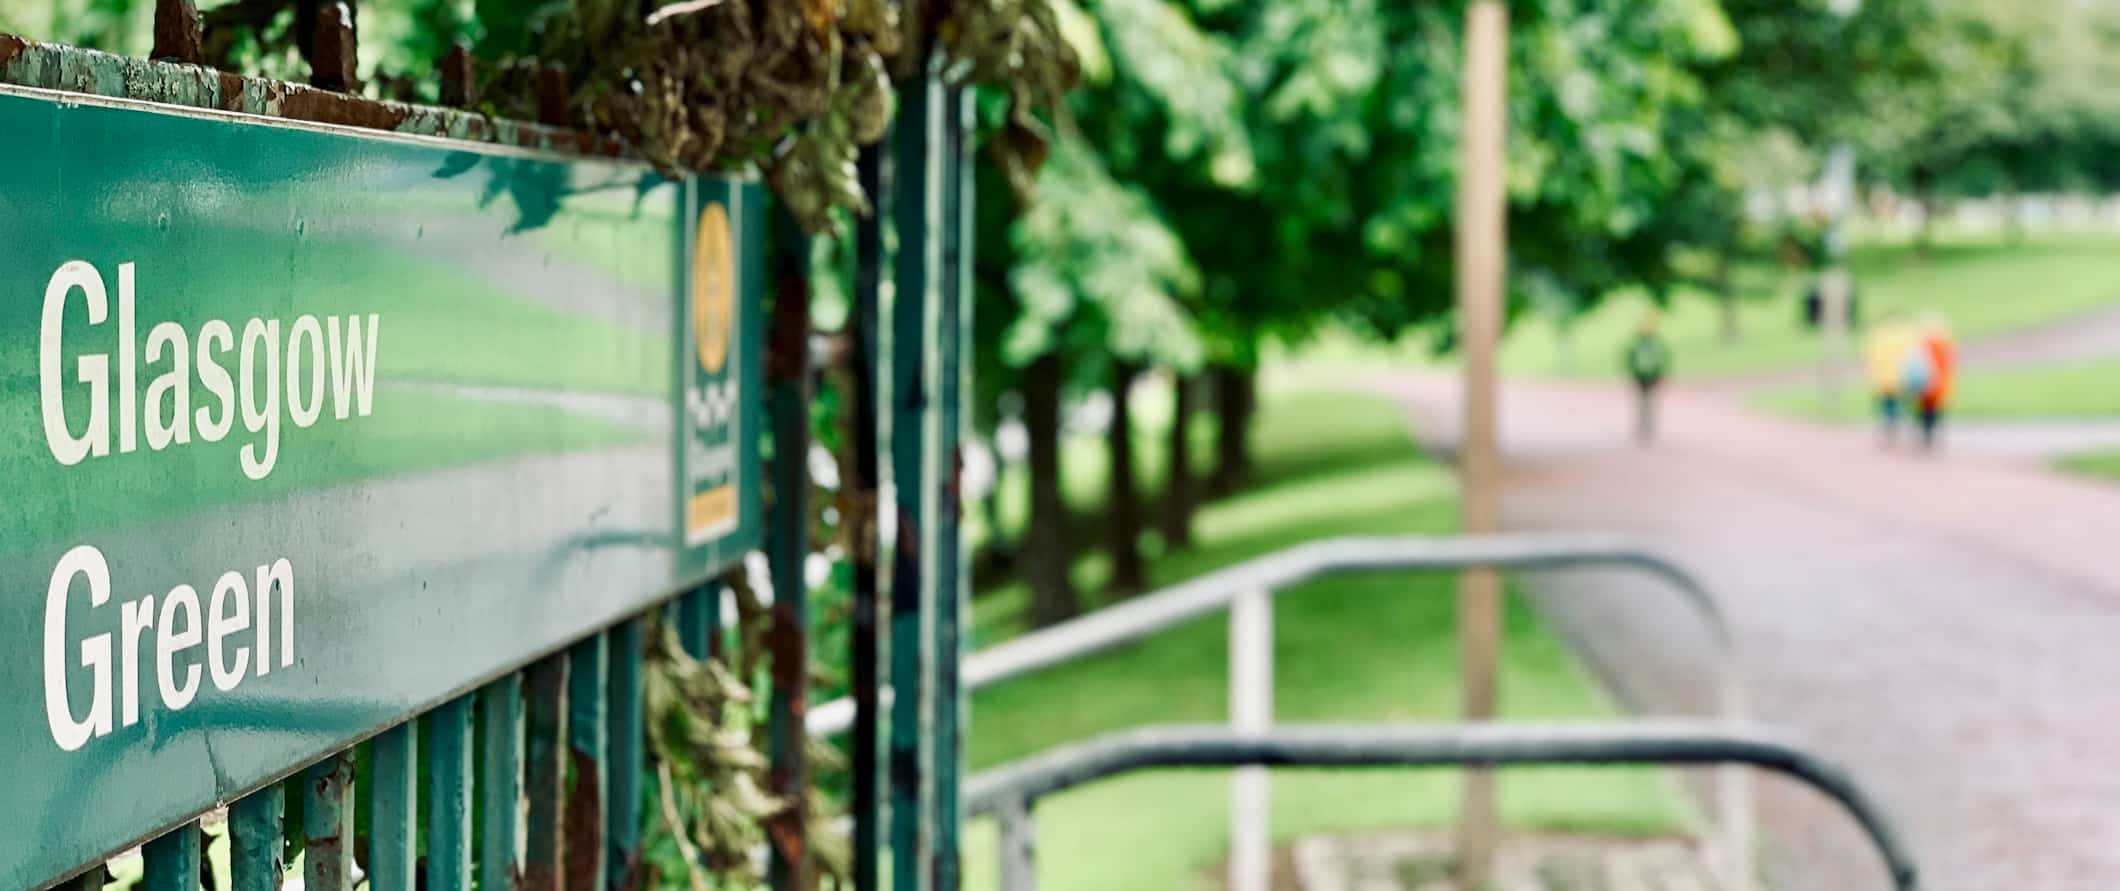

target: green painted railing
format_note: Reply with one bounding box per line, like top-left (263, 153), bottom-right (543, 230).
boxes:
top-left (5, 20), bottom-right (974, 891)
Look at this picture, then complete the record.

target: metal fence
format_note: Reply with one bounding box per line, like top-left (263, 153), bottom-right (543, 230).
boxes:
top-left (963, 724), bottom-right (1921, 891)
top-left (3, 16), bottom-right (975, 891)
top-left (814, 532), bottom-right (1763, 891)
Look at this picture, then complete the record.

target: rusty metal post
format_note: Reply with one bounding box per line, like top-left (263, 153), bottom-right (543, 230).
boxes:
top-left (765, 204), bottom-right (815, 891)
top-left (850, 139), bottom-right (890, 891)
top-left (302, 751), bottom-right (357, 891)
top-left (537, 63), bottom-right (568, 127)
top-left (440, 44), bottom-right (476, 108)
top-left (151, 0), bottom-right (203, 64)
top-left (523, 654), bottom-right (569, 891)
top-left (565, 634), bottom-right (608, 891)
top-left (1453, 1), bottom-right (1509, 883)
top-left (309, 2), bottom-right (357, 92)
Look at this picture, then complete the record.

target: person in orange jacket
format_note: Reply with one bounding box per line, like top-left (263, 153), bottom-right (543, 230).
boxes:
top-left (1912, 314), bottom-right (1955, 449)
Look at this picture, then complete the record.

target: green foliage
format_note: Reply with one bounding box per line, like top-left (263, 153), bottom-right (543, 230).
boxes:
top-left (1006, 140), bottom-right (1203, 368)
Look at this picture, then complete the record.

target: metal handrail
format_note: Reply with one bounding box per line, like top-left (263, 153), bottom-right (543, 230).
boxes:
top-left (809, 531), bottom-right (1733, 735)
top-left (810, 531), bottom-right (1759, 891)
top-left (966, 723), bottom-right (1920, 891)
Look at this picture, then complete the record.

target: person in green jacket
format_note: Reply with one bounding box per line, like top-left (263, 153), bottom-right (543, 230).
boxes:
top-left (1625, 311), bottom-right (1672, 444)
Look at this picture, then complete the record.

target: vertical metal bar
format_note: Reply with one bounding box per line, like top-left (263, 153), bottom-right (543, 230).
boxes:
top-left (150, 0), bottom-right (203, 63)
top-left (523, 654), bottom-right (569, 891)
top-left (481, 673), bottom-right (525, 891)
top-left (370, 723), bottom-right (419, 890)
top-left (607, 617), bottom-right (647, 889)
top-left (309, 0), bottom-right (357, 92)
top-left (888, 69), bottom-right (943, 891)
top-left (566, 634), bottom-right (609, 891)
top-left (678, 581), bottom-right (721, 662)
top-left (302, 751), bottom-right (356, 891)
top-left (142, 824), bottom-right (200, 891)
top-left (1720, 671), bottom-right (1757, 891)
top-left (997, 800), bottom-right (1036, 891)
top-left (429, 694), bottom-right (476, 891)
top-left (850, 138), bottom-right (890, 891)
top-left (928, 82), bottom-right (973, 891)
top-left (61, 864), bottom-right (111, 891)
top-left (229, 785), bottom-right (285, 891)
top-left (765, 203), bottom-right (815, 891)
top-left (1228, 590), bottom-right (1274, 891)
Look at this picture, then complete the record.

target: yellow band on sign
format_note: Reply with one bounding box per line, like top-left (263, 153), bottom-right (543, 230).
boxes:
top-left (688, 485), bottom-right (736, 537)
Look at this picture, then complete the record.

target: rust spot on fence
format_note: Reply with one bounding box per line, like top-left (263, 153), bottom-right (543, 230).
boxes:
top-left (151, 0), bottom-right (203, 65)
top-left (563, 747), bottom-right (604, 891)
top-left (440, 45), bottom-right (476, 109)
top-left (0, 34), bottom-right (28, 69)
top-left (309, 2), bottom-right (357, 92)
top-left (277, 86), bottom-right (411, 130)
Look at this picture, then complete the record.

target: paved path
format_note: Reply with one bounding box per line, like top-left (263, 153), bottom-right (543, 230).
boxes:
top-left (1945, 420), bottom-right (2120, 462)
top-left (1372, 373), bottom-right (2120, 891)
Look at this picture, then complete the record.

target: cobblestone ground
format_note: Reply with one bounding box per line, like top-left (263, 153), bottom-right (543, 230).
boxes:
top-left (1374, 372), bottom-right (2120, 891)
top-left (1291, 832), bottom-right (1720, 891)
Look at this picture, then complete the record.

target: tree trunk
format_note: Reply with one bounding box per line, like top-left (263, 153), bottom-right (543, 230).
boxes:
top-left (1715, 248), bottom-right (1740, 344)
top-left (1105, 360), bottom-right (1147, 595)
top-left (1022, 353), bottom-right (1078, 627)
top-left (1916, 193), bottom-right (1938, 258)
top-left (1207, 363), bottom-right (1256, 496)
top-left (1159, 372), bottom-right (1196, 551)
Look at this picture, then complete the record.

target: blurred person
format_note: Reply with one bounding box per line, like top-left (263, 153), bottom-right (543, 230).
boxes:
top-left (1913, 314), bottom-right (1956, 449)
top-left (1863, 310), bottom-right (1919, 446)
top-left (1624, 310), bottom-right (1671, 444)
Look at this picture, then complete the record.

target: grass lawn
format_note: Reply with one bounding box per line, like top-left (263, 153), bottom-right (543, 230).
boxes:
top-left (2057, 450), bottom-right (2120, 481)
top-left (1756, 356), bottom-right (2120, 424)
top-left (1502, 232), bottom-right (2120, 380)
top-left (1289, 231), bottom-right (2120, 383)
top-left (961, 379), bottom-right (1688, 890)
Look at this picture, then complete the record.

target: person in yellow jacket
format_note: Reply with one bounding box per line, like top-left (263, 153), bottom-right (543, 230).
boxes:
top-left (1863, 311), bottom-right (1920, 446)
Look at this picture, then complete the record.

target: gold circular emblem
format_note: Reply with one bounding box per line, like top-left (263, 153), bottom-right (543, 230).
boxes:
top-left (692, 202), bottom-right (735, 374)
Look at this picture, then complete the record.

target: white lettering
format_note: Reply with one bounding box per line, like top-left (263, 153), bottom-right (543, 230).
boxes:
top-left (43, 545), bottom-right (112, 752)
top-left (144, 321), bottom-right (192, 449)
top-left (207, 571), bottom-right (251, 691)
top-left (195, 319), bottom-right (235, 442)
top-left (36, 262), bottom-right (381, 480)
top-left (327, 314), bottom-right (380, 419)
top-left (119, 595), bottom-right (154, 727)
top-left (287, 315), bottom-right (325, 427)
top-left (254, 558), bottom-right (294, 675)
top-left (45, 550), bottom-right (298, 749)
top-left (117, 262), bottom-right (137, 454)
top-left (156, 584), bottom-right (204, 711)
top-left (239, 319), bottom-right (281, 480)
top-left (40, 262), bottom-right (110, 466)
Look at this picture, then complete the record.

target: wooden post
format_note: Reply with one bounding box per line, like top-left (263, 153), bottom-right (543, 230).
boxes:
top-left (1454, 1), bottom-right (1509, 885)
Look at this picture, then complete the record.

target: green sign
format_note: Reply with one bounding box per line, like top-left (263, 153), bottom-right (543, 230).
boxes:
top-left (0, 85), bottom-right (762, 887)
